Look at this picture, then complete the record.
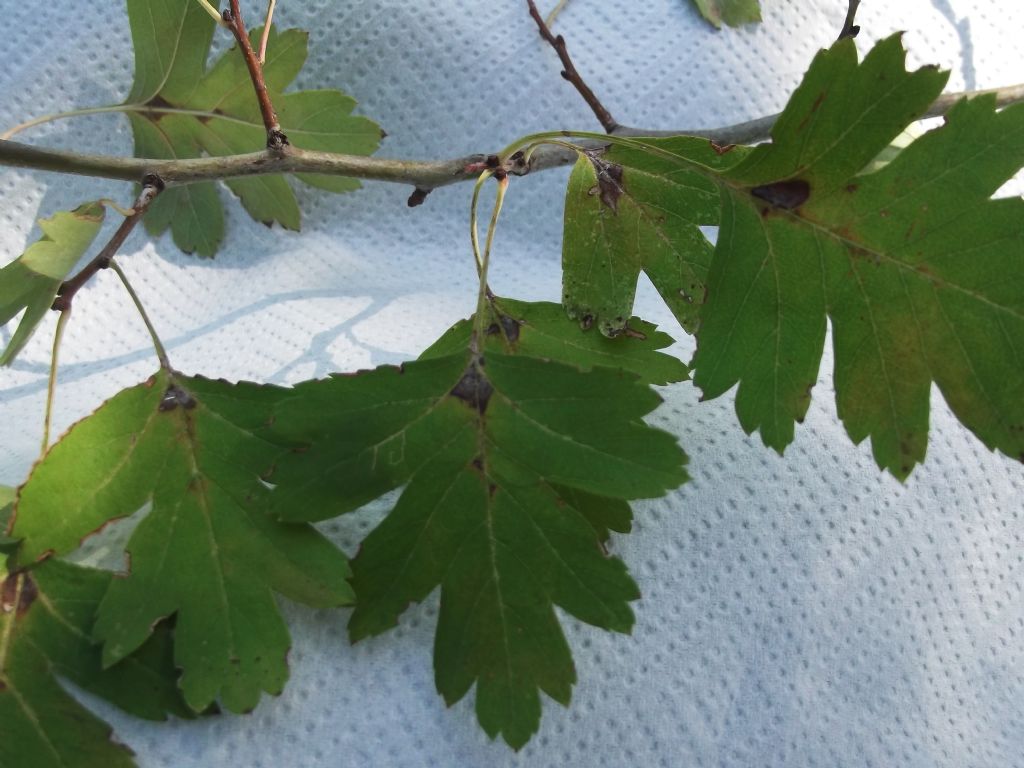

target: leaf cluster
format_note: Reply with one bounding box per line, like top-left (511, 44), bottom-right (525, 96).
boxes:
top-left (2, 0), bottom-right (1024, 763)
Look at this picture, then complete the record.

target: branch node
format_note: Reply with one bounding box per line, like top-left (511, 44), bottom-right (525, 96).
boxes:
top-left (224, 0), bottom-right (284, 150)
top-left (50, 181), bottom-right (163, 314)
top-left (507, 150), bottom-right (530, 177)
top-left (141, 172), bottom-right (165, 194)
top-left (267, 129), bottom-right (290, 152)
top-left (407, 187), bottom-right (431, 207)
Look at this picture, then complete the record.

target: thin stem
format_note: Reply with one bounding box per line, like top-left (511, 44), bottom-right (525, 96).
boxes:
top-left (194, 0), bottom-right (228, 26)
top-left (258, 0), bottom-right (278, 64)
top-left (838, 0), bottom-right (862, 40)
top-left (519, 137), bottom-right (583, 165)
top-left (41, 310), bottom-right (71, 454)
top-left (497, 129), bottom-right (640, 163)
top-left (1, 83), bottom-right (1022, 193)
top-left (51, 179), bottom-right (163, 313)
top-left (96, 198), bottom-right (138, 217)
top-left (223, 0), bottom-right (287, 150)
top-left (545, 0), bottom-right (570, 27)
top-left (2, 103), bottom-right (294, 142)
top-left (2, 105), bottom-right (134, 140)
top-left (472, 175), bottom-right (510, 344)
top-left (469, 171), bottom-right (493, 278)
top-left (108, 260), bottom-right (171, 370)
top-left (526, 0), bottom-right (618, 133)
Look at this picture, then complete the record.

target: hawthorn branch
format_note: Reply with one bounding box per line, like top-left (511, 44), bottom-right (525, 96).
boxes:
top-left (50, 177), bottom-right (163, 313)
top-left (1, 82), bottom-right (1023, 195)
top-left (838, 0), bottom-right (861, 40)
top-left (222, 0), bottom-right (287, 150)
top-left (526, 0), bottom-right (619, 133)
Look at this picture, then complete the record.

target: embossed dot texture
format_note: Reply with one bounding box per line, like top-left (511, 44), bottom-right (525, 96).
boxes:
top-left (0, 1), bottom-right (1022, 767)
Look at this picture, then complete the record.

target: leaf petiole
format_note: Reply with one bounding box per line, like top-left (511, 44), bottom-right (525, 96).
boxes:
top-left (108, 259), bottom-right (171, 371)
top-left (498, 129), bottom-right (716, 173)
top-left (193, 0), bottom-right (229, 27)
top-left (468, 170), bottom-right (493, 280)
top-left (468, 170), bottom-right (510, 346)
top-left (258, 0), bottom-right (278, 64)
top-left (41, 310), bottom-right (71, 455)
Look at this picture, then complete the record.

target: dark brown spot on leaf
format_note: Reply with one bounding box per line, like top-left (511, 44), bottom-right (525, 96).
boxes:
top-left (709, 140), bottom-right (736, 155)
top-left (159, 384), bottom-right (197, 412)
top-left (751, 179), bottom-right (811, 211)
top-left (621, 326), bottom-right (647, 340)
top-left (486, 313), bottom-right (521, 343)
top-left (1, 572), bottom-right (37, 618)
top-left (450, 362), bottom-right (493, 414)
top-left (585, 154), bottom-right (624, 213)
top-left (142, 94), bottom-right (174, 120)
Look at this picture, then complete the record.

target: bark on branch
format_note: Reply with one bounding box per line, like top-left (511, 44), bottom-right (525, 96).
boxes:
top-left (51, 177), bottom-right (164, 313)
top-left (0, 83), bottom-right (1022, 195)
top-left (222, 0), bottom-right (287, 150)
top-left (526, 0), bottom-right (619, 133)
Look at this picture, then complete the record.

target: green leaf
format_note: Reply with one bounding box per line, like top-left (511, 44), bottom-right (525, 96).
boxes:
top-left (421, 297), bottom-right (690, 385)
top-left (690, 0), bottom-right (762, 28)
top-left (268, 306), bottom-right (688, 747)
top-left (688, 34), bottom-right (1024, 477)
top-left (0, 203), bottom-right (105, 365)
top-left (125, 0), bottom-right (216, 105)
top-left (124, 3), bottom-right (381, 256)
top-left (0, 558), bottom-right (190, 768)
top-left (0, 486), bottom-right (18, 555)
top-left (13, 371), bottom-right (352, 713)
top-left (561, 140), bottom-right (745, 336)
top-left (0, 486), bottom-right (14, 527)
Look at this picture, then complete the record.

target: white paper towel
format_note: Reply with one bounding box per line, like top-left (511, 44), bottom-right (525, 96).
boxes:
top-left (1, 1), bottom-right (1023, 766)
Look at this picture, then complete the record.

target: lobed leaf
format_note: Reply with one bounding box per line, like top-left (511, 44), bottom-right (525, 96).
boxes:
top-left (124, 1), bottom-right (381, 256)
top-left (268, 301), bottom-right (688, 747)
top-left (0, 203), bottom-right (105, 365)
top-left (0, 559), bottom-right (190, 768)
top-left (421, 296), bottom-right (690, 384)
top-left (683, 34), bottom-right (1024, 476)
top-left (13, 371), bottom-right (352, 713)
top-left (561, 139), bottom-right (745, 336)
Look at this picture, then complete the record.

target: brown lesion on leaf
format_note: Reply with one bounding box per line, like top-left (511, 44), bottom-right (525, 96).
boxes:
top-left (140, 94), bottom-right (175, 121)
top-left (620, 325), bottom-right (648, 340)
top-left (486, 313), bottom-right (522, 344)
top-left (1, 571), bottom-right (37, 618)
top-left (709, 139), bottom-right (736, 155)
top-left (584, 151), bottom-right (625, 213)
top-left (751, 179), bottom-right (811, 211)
top-left (159, 383), bottom-right (197, 412)
top-left (449, 359), bottom-right (493, 414)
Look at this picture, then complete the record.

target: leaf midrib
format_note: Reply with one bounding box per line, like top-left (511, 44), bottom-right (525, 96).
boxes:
top-left (720, 183), bottom-right (1024, 322)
